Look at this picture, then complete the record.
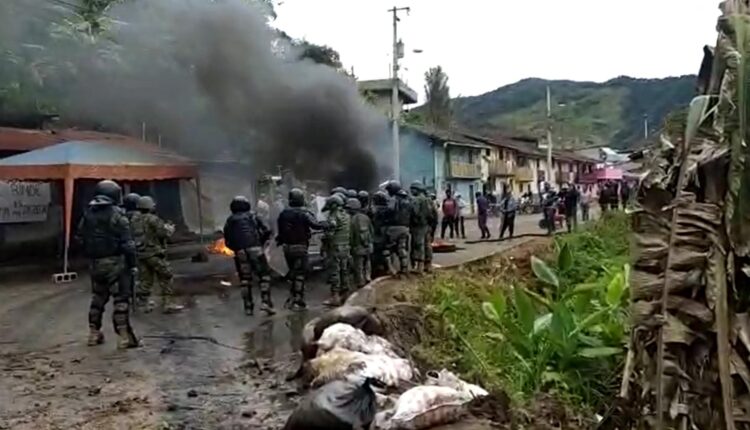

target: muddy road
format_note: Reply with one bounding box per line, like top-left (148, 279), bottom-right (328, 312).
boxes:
top-left (0, 256), bottom-right (330, 429)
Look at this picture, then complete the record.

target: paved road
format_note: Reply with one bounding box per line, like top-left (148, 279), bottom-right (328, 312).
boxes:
top-left (0, 210), bottom-right (595, 429)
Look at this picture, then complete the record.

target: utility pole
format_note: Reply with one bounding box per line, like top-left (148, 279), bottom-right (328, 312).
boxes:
top-left (389, 6), bottom-right (410, 182)
top-left (643, 114), bottom-right (649, 139)
top-left (546, 85), bottom-right (553, 187)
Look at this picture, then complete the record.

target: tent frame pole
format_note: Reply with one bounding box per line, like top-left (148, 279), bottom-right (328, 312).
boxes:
top-left (196, 177), bottom-right (204, 245)
top-left (63, 177), bottom-right (74, 273)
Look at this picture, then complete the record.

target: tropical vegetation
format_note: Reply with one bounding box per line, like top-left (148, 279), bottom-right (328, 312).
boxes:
top-left (415, 212), bottom-right (631, 412)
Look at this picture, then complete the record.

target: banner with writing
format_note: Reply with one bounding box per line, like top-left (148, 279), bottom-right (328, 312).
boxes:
top-left (0, 181), bottom-right (51, 223)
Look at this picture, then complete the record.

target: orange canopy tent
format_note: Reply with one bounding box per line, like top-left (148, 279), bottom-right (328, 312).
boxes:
top-left (0, 140), bottom-right (202, 274)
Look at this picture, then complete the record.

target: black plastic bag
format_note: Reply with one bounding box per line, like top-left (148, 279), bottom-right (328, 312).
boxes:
top-left (283, 377), bottom-right (378, 430)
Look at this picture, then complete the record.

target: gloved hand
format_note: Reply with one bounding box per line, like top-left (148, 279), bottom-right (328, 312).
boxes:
top-left (165, 223), bottom-right (176, 236)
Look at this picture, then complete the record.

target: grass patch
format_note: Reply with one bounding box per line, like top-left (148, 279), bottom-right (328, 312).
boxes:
top-left (414, 212), bottom-right (631, 412)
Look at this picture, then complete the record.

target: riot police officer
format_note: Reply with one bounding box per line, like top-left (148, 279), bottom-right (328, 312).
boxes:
top-left (77, 180), bottom-right (139, 349)
top-left (371, 190), bottom-right (392, 276)
top-left (276, 188), bottom-right (327, 310)
top-left (357, 190), bottom-right (372, 218)
top-left (223, 196), bottom-right (274, 316)
top-left (385, 180), bottom-right (412, 276)
top-left (123, 192), bottom-right (141, 221)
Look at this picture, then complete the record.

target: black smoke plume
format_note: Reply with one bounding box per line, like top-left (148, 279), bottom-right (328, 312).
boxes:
top-left (1, 0), bottom-right (386, 189)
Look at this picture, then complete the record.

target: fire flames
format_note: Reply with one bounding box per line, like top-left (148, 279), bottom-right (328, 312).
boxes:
top-left (207, 238), bottom-right (235, 257)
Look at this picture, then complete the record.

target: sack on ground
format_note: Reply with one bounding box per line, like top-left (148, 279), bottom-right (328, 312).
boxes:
top-left (373, 386), bottom-right (469, 430)
top-left (301, 306), bottom-right (384, 361)
top-left (308, 347), bottom-right (414, 388)
top-left (306, 348), bottom-right (369, 387)
top-left (283, 376), bottom-right (378, 430)
top-left (425, 369), bottom-right (488, 399)
top-left (317, 323), bottom-right (399, 358)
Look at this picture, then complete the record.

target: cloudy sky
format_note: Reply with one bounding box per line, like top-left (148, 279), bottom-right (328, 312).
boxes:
top-left (275, 0), bottom-right (719, 103)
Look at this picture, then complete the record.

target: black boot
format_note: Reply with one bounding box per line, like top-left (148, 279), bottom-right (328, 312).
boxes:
top-left (241, 287), bottom-right (254, 316)
top-left (260, 292), bottom-right (276, 316)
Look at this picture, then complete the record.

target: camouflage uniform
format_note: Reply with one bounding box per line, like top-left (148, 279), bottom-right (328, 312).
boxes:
top-left (347, 199), bottom-right (374, 288)
top-left (224, 197), bottom-right (273, 316)
top-left (78, 191), bottom-right (138, 349)
top-left (409, 183), bottom-right (432, 273)
top-left (131, 210), bottom-right (176, 311)
top-left (325, 202), bottom-right (351, 303)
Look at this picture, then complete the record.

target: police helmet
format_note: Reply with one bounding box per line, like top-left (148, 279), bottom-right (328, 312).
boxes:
top-left (123, 193), bottom-right (141, 211)
top-left (230, 195), bottom-right (251, 213)
top-left (385, 180), bottom-right (401, 195)
top-left (288, 188), bottom-right (305, 208)
top-left (345, 189), bottom-right (358, 199)
top-left (357, 190), bottom-right (370, 206)
top-left (409, 181), bottom-right (425, 194)
top-left (325, 194), bottom-right (344, 209)
top-left (372, 190), bottom-right (388, 205)
top-left (137, 196), bottom-right (156, 212)
top-left (331, 186), bottom-right (347, 196)
top-left (397, 189), bottom-right (409, 197)
top-left (93, 180), bottom-right (122, 205)
top-left (345, 198), bottom-right (362, 211)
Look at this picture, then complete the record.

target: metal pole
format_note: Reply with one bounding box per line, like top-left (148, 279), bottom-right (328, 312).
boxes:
top-left (391, 7), bottom-right (400, 182)
top-left (195, 177), bottom-right (204, 246)
top-left (546, 85), bottom-right (553, 187)
top-left (643, 114), bottom-right (649, 139)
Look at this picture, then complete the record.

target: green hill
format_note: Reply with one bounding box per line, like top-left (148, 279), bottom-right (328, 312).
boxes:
top-left (451, 76), bottom-right (696, 150)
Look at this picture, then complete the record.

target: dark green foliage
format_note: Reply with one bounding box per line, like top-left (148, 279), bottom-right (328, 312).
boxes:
top-left (451, 76), bottom-right (696, 150)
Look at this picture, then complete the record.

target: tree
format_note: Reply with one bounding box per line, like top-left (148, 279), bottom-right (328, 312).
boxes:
top-left (424, 66), bottom-right (451, 128)
top-left (296, 40), bottom-right (343, 70)
top-left (620, 2), bottom-right (750, 429)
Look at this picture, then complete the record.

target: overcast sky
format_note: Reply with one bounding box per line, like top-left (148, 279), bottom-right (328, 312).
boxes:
top-left (275, 0), bottom-right (720, 103)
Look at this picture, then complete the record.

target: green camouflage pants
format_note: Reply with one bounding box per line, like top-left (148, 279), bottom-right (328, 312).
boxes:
top-left (137, 254), bottom-right (174, 299)
top-left (410, 226), bottom-right (429, 263)
top-left (328, 247), bottom-right (351, 294)
top-left (386, 226), bottom-right (410, 275)
top-left (234, 247), bottom-right (272, 305)
top-left (88, 256), bottom-right (136, 342)
top-left (352, 251), bottom-right (372, 288)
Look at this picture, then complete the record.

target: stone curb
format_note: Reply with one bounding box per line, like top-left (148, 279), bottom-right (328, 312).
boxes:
top-left (345, 236), bottom-right (541, 308)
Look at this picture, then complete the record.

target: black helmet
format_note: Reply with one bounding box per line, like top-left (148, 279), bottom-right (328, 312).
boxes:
top-left (93, 180), bottom-right (122, 205)
top-left (409, 181), bottom-right (425, 194)
top-left (345, 198), bottom-right (361, 211)
top-left (357, 190), bottom-right (370, 206)
top-left (385, 180), bottom-right (401, 195)
top-left (137, 195), bottom-right (156, 212)
top-left (325, 194), bottom-right (344, 209)
top-left (331, 186), bottom-right (347, 196)
top-left (123, 193), bottom-right (141, 211)
top-left (230, 196), bottom-right (251, 213)
top-left (345, 189), bottom-right (358, 199)
top-left (288, 188), bottom-right (305, 208)
top-left (372, 190), bottom-right (388, 205)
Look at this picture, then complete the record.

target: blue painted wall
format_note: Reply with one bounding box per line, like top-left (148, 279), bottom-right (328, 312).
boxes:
top-left (374, 124), bottom-right (436, 189)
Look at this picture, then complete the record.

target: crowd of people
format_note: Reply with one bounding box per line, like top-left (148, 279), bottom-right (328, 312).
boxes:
top-left (74, 178), bottom-right (633, 350)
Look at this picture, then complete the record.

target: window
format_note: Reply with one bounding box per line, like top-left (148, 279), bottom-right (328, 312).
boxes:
top-left (468, 150), bottom-right (474, 164)
top-left (518, 156), bottom-right (528, 167)
top-left (498, 150), bottom-right (504, 161)
top-left (485, 148), bottom-right (490, 157)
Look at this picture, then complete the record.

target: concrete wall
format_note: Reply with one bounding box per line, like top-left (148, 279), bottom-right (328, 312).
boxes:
top-left (400, 127), bottom-right (436, 190)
